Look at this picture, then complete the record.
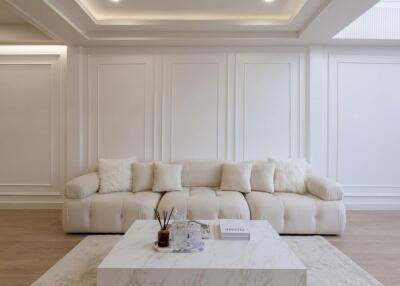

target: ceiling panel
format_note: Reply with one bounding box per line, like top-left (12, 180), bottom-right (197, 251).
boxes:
top-left (77, 0), bottom-right (306, 21)
top-left (0, 2), bottom-right (27, 24)
top-left (2, 0), bottom-right (383, 45)
top-left (335, 0), bottom-right (400, 39)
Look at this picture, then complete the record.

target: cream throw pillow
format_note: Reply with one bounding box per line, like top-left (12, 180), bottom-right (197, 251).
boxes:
top-left (269, 158), bottom-right (308, 194)
top-left (220, 163), bottom-right (252, 193)
top-left (152, 163), bottom-right (183, 192)
top-left (132, 162), bottom-right (154, 192)
top-left (98, 157), bottom-right (136, 193)
top-left (250, 163), bottom-right (275, 193)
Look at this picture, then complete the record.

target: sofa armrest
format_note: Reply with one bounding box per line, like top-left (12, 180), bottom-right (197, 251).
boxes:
top-left (306, 175), bottom-right (343, 201)
top-left (65, 172), bottom-right (99, 199)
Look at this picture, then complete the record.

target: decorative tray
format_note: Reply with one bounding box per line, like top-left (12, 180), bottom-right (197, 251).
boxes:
top-left (153, 241), bottom-right (205, 253)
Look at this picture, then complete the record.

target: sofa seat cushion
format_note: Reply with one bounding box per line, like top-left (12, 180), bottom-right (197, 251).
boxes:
top-left (156, 187), bottom-right (190, 217)
top-left (245, 192), bottom-right (346, 235)
top-left (63, 191), bottom-right (161, 233)
top-left (157, 187), bottom-right (250, 220)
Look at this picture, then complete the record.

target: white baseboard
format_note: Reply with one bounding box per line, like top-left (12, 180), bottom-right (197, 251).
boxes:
top-left (344, 194), bottom-right (400, 210)
top-left (345, 203), bottom-right (400, 210)
top-left (0, 193), bottom-right (63, 209)
top-left (0, 201), bottom-right (62, 209)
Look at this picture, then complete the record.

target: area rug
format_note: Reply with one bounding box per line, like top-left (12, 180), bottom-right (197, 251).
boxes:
top-left (32, 235), bottom-right (383, 286)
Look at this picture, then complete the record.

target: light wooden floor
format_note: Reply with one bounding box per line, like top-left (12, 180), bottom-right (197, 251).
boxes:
top-left (0, 210), bottom-right (399, 286)
top-left (327, 211), bottom-right (400, 286)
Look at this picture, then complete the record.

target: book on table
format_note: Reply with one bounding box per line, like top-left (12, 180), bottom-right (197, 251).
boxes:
top-left (219, 219), bottom-right (250, 240)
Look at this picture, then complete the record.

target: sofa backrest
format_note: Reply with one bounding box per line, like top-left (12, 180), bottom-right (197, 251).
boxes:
top-left (173, 160), bottom-right (226, 187)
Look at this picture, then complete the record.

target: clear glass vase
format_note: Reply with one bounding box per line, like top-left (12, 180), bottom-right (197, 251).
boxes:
top-left (170, 209), bottom-right (187, 250)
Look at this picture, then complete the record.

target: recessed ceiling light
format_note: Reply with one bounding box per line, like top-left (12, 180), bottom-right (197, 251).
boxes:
top-left (264, 0), bottom-right (274, 3)
top-left (111, 0), bottom-right (120, 2)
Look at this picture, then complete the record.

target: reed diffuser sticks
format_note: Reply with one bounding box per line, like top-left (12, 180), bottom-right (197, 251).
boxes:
top-left (154, 208), bottom-right (174, 230)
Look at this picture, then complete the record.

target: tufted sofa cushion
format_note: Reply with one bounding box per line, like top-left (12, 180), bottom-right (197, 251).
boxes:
top-left (157, 187), bottom-right (250, 220)
top-left (245, 191), bottom-right (346, 235)
top-left (63, 191), bottom-right (161, 233)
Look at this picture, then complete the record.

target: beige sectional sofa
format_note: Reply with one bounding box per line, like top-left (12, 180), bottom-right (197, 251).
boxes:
top-left (63, 160), bottom-right (346, 235)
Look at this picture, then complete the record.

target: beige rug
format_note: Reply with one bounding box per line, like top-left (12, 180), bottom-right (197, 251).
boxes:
top-left (32, 235), bottom-right (383, 286)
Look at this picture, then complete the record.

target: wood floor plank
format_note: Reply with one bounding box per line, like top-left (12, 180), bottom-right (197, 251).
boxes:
top-left (0, 210), bottom-right (399, 286)
top-left (0, 210), bottom-right (84, 286)
top-left (326, 210), bottom-right (400, 286)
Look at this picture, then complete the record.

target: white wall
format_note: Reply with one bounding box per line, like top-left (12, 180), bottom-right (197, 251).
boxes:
top-left (66, 47), bottom-right (306, 178)
top-left (309, 46), bottom-right (400, 209)
top-left (67, 46), bottom-right (400, 210)
top-left (0, 46), bottom-right (66, 208)
top-left (1, 45), bottom-right (400, 210)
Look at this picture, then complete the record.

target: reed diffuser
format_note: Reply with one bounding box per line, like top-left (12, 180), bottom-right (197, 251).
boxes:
top-left (154, 208), bottom-right (174, 247)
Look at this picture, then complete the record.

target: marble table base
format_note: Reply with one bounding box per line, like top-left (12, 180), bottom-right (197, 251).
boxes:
top-left (97, 220), bottom-right (307, 286)
top-left (98, 268), bottom-right (306, 286)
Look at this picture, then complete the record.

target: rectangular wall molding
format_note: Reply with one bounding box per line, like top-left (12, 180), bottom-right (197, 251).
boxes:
top-left (87, 55), bottom-right (155, 168)
top-left (161, 54), bottom-right (228, 161)
top-left (235, 53), bottom-right (305, 161)
top-left (310, 47), bottom-right (400, 210)
top-left (0, 50), bottom-right (66, 209)
top-left (80, 51), bottom-right (307, 168)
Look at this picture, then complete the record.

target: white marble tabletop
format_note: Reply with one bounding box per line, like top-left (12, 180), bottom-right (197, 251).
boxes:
top-left (97, 220), bottom-right (306, 286)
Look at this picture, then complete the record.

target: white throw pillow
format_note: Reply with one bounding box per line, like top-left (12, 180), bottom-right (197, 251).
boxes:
top-left (269, 158), bottom-right (308, 194)
top-left (152, 163), bottom-right (183, 192)
top-left (98, 157), bottom-right (136, 193)
top-left (250, 163), bottom-right (275, 193)
top-left (220, 163), bottom-right (252, 193)
top-left (132, 162), bottom-right (154, 192)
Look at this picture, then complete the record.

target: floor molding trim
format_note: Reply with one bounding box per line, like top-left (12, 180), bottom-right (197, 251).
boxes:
top-left (0, 201), bottom-right (63, 209)
top-left (345, 203), bottom-right (400, 211)
top-left (345, 195), bottom-right (400, 210)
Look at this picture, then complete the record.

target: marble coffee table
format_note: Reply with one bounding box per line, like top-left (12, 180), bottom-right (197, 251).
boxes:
top-left (97, 220), bottom-right (306, 286)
